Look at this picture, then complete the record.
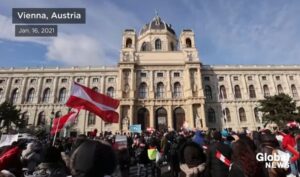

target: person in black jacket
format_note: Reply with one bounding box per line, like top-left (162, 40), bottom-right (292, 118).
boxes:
top-left (205, 131), bottom-right (232, 177)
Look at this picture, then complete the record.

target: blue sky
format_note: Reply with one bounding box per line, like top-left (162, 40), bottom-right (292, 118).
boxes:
top-left (0, 0), bottom-right (300, 67)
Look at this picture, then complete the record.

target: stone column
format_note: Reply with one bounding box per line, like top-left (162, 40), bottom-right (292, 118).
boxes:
top-left (51, 77), bottom-right (59, 103)
top-left (129, 105), bottom-right (134, 126)
top-left (167, 105), bottom-right (173, 130)
top-left (200, 103), bottom-right (207, 129)
top-left (187, 104), bottom-right (194, 129)
top-left (4, 77), bottom-right (12, 101)
top-left (183, 66), bottom-right (192, 97)
top-left (149, 71), bottom-right (154, 98)
top-left (20, 77), bottom-right (28, 104)
top-left (36, 77), bottom-right (43, 103)
top-left (166, 71), bottom-right (172, 98)
top-left (241, 74), bottom-right (248, 98)
top-left (149, 106), bottom-right (154, 128)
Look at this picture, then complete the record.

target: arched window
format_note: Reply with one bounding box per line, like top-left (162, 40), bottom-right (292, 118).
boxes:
top-left (26, 88), bottom-right (35, 103)
top-left (0, 88), bottom-right (3, 101)
top-left (239, 108), bottom-right (246, 122)
top-left (141, 42), bottom-right (147, 51)
top-left (139, 83), bottom-right (147, 99)
top-left (42, 88), bottom-right (50, 103)
top-left (107, 87), bottom-right (115, 98)
top-left (22, 112), bottom-right (29, 125)
top-left (11, 88), bottom-right (19, 104)
top-left (219, 85), bottom-right (227, 99)
top-left (58, 88), bottom-right (67, 103)
top-left (173, 82), bottom-right (182, 98)
top-left (223, 108), bottom-right (231, 122)
top-left (55, 111), bottom-right (62, 118)
top-left (291, 84), bottom-right (298, 97)
top-left (170, 42), bottom-right (175, 51)
top-left (92, 87), bottom-right (99, 92)
top-left (37, 111), bottom-right (46, 126)
top-left (205, 85), bottom-right (212, 100)
top-left (254, 107), bottom-right (260, 123)
top-left (277, 84), bottom-right (283, 94)
top-left (155, 39), bottom-right (162, 50)
top-left (207, 108), bottom-right (216, 123)
top-left (186, 38), bottom-right (192, 48)
top-left (125, 38), bottom-right (132, 48)
top-left (234, 85), bottom-right (242, 99)
top-left (263, 85), bottom-right (270, 97)
top-left (249, 85), bottom-right (256, 98)
top-left (88, 112), bottom-right (96, 126)
top-left (156, 82), bottom-right (164, 98)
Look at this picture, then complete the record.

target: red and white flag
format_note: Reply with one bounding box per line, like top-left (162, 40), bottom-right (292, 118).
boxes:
top-left (66, 82), bottom-right (120, 123)
top-left (51, 109), bottom-right (80, 135)
top-left (216, 150), bottom-right (231, 167)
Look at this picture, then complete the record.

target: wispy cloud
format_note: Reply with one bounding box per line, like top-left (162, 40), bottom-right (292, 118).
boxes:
top-left (0, 0), bottom-right (143, 66)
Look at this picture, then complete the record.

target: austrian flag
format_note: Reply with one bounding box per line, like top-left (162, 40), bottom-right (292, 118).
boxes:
top-left (51, 109), bottom-right (79, 135)
top-left (66, 82), bottom-right (120, 123)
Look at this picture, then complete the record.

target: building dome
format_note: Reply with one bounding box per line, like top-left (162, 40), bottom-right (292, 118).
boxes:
top-left (140, 15), bottom-right (175, 35)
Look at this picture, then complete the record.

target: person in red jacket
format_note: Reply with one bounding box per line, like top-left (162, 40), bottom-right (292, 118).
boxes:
top-left (0, 141), bottom-right (27, 177)
top-left (282, 129), bottom-right (298, 176)
top-left (282, 129), bottom-right (296, 150)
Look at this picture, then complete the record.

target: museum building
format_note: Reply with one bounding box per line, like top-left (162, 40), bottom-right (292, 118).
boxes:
top-left (0, 15), bottom-right (300, 134)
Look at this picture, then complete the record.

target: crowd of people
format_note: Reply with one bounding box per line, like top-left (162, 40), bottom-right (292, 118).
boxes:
top-left (0, 126), bottom-right (299, 177)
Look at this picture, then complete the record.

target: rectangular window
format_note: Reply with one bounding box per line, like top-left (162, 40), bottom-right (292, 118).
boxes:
top-left (247, 76), bottom-right (252, 81)
top-left (289, 76), bottom-right (294, 80)
top-left (92, 78), bottom-right (99, 83)
top-left (46, 79), bottom-right (52, 83)
top-left (276, 76), bottom-right (280, 80)
top-left (219, 76), bottom-right (224, 81)
top-left (140, 72), bottom-right (147, 77)
top-left (204, 77), bottom-right (210, 81)
top-left (61, 79), bottom-right (68, 83)
top-left (173, 72), bottom-right (180, 77)
top-left (108, 78), bottom-right (115, 82)
top-left (157, 72), bottom-right (163, 77)
top-left (262, 76), bottom-right (267, 80)
top-left (233, 76), bottom-right (238, 81)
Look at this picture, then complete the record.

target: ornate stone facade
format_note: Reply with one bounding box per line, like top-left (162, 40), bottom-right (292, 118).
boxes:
top-left (0, 15), bottom-right (299, 134)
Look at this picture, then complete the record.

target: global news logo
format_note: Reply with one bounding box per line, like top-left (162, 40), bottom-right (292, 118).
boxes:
top-left (256, 151), bottom-right (290, 169)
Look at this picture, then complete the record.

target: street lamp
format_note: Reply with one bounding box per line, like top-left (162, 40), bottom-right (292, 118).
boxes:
top-left (50, 109), bottom-right (55, 133)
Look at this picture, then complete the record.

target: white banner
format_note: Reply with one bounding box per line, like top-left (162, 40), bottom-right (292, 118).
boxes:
top-left (0, 134), bottom-right (19, 147)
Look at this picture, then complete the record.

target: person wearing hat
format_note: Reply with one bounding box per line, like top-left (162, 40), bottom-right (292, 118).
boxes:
top-left (70, 140), bottom-right (117, 177)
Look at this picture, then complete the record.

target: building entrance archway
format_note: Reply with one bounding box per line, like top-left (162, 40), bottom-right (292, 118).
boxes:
top-left (155, 107), bottom-right (168, 131)
top-left (137, 108), bottom-right (149, 130)
top-left (173, 107), bottom-right (185, 131)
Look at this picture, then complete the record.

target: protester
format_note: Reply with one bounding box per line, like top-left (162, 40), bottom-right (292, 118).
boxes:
top-left (70, 139), bottom-right (117, 177)
top-left (179, 141), bottom-right (206, 177)
top-left (205, 131), bottom-right (232, 177)
top-left (229, 139), bottom-right (263, 177)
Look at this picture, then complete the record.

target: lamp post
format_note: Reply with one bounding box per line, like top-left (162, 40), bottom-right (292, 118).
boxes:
top-left (50, 110), bottom-right (55, 133)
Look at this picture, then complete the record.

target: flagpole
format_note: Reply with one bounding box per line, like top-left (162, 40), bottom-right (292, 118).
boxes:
top-left (52, 117), bottom-right (61, 146)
